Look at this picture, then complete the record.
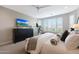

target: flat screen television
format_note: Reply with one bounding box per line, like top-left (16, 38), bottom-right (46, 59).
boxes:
top-left (16, 18), bottom-right (29, 27)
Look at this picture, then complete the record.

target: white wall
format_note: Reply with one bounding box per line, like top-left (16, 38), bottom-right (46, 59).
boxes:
top-left (2, 5), bottom-right (38, 18)
top-left (0, 6), bottom-right (34, 45)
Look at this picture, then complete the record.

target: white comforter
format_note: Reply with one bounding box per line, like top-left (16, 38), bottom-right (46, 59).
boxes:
top-left (25, 33), bottom-right (61, 54)
top-left (40, 40), bottom-right (67, 54)
top-left (25, 33), bottom-right (79, 54)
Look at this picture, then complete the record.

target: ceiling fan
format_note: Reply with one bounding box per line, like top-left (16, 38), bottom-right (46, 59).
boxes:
top-left (32, 5), bottom-right (51, 9)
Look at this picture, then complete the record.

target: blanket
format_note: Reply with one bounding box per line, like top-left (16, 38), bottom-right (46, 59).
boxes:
top-left (27, 37), bottom-right (38, 51)
top-left (25, 36), bottom-right (39, 53)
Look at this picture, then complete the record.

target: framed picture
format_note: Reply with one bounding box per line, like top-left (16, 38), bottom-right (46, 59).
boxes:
top-left (16, 18), bottom-right (29, 27)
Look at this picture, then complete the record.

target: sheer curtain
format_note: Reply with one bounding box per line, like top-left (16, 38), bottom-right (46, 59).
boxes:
top-left (69, 15), bottom-right (75, 28)
top-left (56, 17), bottom-right (63, 33)
top-left (39, 17), bottom-right (63, 33)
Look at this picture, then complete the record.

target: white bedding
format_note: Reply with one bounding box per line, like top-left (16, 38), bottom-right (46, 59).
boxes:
top-left (25, 33), bottom-right (60, 54)
top-left (25, 33), bottom-right (79, 54)
top-left (39, 33), bottom-right (79, 54)
top-left (40, 40), bottom-right (67, 54)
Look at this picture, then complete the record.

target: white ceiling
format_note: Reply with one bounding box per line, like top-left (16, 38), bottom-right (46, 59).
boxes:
top-left (2, 5), bottom-right (79, 19)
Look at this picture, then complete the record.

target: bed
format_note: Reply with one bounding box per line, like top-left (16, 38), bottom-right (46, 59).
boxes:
top-left (25, 33), bottom-right (79, 54)
top-left (25, 33), bottom-right (62, 54)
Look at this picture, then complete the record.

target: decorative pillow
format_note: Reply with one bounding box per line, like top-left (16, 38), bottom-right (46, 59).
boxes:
top-left (65, 34), bottom-right (79, 50)
top-left (60, 30), bottom-right (69, 42)
top-left (50, 39), bottom-right (58, 45)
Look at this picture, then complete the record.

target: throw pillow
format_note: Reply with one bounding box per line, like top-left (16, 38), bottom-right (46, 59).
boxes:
top-left (50, 39), bottom-right (58, 45)
top-left (60, 30), bottom-right (69, 42)
top-left (65, 34), bottom-right (79, 50)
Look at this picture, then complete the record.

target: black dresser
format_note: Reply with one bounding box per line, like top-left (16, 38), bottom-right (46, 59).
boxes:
top-left (13, 28), bottom-right (33, 43)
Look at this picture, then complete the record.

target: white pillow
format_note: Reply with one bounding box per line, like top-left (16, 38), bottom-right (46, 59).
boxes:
top-left (65, 34), bottom-right (79, 50)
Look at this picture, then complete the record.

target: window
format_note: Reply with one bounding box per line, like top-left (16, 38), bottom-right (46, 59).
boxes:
top-left (56, 17), bottom-right (63, 33)
top-left (38, 19), bottom-right (42, 26)
top-left (40, 17), bottom-right (63, 33)
top-left (69, 15), bottom-right (75, 28)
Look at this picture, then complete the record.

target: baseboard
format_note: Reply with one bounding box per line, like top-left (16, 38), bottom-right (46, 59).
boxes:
top-left (0, 41), bottom-right (12, 46)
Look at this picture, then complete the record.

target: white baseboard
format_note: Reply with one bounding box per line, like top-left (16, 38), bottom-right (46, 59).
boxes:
top-left (0, 41), bottom-right (12, 46)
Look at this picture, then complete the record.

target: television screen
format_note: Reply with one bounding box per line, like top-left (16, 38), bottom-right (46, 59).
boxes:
top-left (16, 18), bottom-right (29, 27)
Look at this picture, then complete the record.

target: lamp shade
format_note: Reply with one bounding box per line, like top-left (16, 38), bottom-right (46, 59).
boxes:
top-left (72, 24), bottom-right (79, 29)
